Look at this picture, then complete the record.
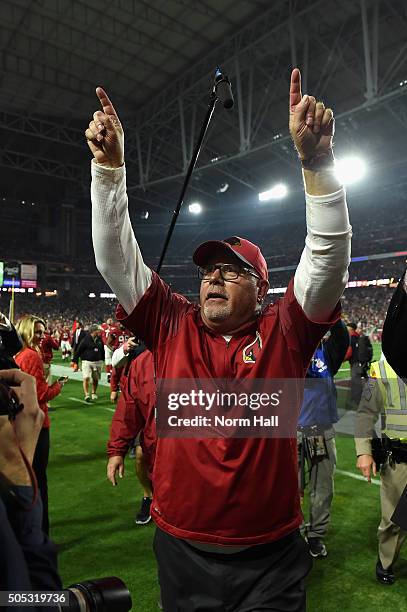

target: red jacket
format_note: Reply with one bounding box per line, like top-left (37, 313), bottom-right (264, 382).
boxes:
top-left (117, 272), bottom-right (340, 546)
top-left (107, 351), bottom-right (156, 478)
top-left (345, 329), bottom-right (359, 362)
top-left (41, 334), bottom-right (60, 364)
top-left (15, 347), bottom-right (62, 428)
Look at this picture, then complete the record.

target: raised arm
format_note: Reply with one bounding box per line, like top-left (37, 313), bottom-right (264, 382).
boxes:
top-left (86, 87), bottom-right (152, 314)
top-left (289, 68), bottom-right (352, 321)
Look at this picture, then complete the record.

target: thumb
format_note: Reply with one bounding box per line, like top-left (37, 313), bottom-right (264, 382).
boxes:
top-left (372, 462), bottom-right (377, 477)
top-left (119, 462), bottom-right (124, 478)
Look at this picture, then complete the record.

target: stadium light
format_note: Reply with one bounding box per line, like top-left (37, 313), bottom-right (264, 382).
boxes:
top-left (189, 202), bottom-right (202, 214)
top-left (258, 183), bottom-right (288, 202)
top-left (216, 182), bottom-right (229, 193)
top-left (334, 156), bottom-right (367, 185)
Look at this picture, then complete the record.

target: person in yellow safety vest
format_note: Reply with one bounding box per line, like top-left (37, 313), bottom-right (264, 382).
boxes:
top-left (354, 357), bottom-right (407, 586)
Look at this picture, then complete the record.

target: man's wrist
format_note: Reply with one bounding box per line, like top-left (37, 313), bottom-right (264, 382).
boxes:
top-left (302, 151), bottom-right (342, 196)
top-left (300, 150), bottom-right (335, 171)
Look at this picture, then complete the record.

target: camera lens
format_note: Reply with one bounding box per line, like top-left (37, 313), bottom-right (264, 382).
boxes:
top-left (63, 577), bottom-right (132, 612)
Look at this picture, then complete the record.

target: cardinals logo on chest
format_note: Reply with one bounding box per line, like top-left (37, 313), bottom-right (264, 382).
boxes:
top-left (242, 332), bottom-right (262, 364)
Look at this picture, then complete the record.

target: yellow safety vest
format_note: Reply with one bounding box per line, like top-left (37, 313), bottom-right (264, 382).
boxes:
top-left (370, 360), bottom-right (407, 442)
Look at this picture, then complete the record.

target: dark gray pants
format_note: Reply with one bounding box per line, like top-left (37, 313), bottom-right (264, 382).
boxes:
top-left (154, 528), bottom-right (312, 612)
top-left (306, 430), bottom-right (337, 539)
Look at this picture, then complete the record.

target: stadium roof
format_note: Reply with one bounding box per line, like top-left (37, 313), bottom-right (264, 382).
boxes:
top-left (1, 0), bottom-right (407, 266)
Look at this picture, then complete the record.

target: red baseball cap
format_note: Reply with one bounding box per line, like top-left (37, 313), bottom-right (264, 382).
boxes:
top-left (193, 236), bottom-right (268, 282)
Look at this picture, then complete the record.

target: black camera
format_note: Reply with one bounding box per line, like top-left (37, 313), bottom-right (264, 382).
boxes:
top-left (0, 317), bottom-right (24, 420)
top-left (0, 378), bottom-right (24, 420)
top-left (61, 577), bottom-right (132, 611)
top-left (0, 315), bottom-right (22, 370)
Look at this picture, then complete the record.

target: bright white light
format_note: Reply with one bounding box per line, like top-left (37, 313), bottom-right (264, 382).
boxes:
top-left (88, 292), bottom-right (96, 298)
top-left (258, 183), bottom-right (288, 202)
top-left (189, 202), bottom-right (202, 214)
top-left (334, 156), bottom-right (367, 185)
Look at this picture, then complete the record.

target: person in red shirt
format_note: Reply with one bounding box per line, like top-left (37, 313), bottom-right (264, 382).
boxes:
top-left (88, 70), bottom-right (352, 610)
top-left (101, 317), bottom-right (120, 382)
top-left (15, 315), bottom-right (67, 534)
top-left (40, 328), bottom-right (60, 383)
top-left (107, 349), bottom-right (156, 525)
top-left (109, 330), bottom-right (136, 403)
top-left (60, 327), bottom-right (72, 361)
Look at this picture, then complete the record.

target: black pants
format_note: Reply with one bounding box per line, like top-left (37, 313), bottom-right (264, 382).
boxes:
top-left (350, 362), bottom-right (363, 405)
top-left (33, 428), bottom-right (50, 535)
top-left (154, 528), bottom-right (312, 612)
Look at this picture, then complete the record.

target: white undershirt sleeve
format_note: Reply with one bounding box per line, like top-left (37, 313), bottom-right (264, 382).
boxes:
top-left (91, 161), bottom-right (152, 315)
top-left (294, 182), bottom-right (352, 321)
top-left (112, 346), bottom-right (129, 369)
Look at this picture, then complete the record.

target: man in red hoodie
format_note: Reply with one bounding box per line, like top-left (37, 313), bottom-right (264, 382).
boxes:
top-left (41, 327), bottom-right (60, 383)
top-left (107, 349), bottom-right (156, 524)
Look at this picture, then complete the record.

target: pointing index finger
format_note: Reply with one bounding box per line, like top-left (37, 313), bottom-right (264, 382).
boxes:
top-left (289, 68), bottom-right (302, 111)
top-left (96, 87), bottom-right (118, 119)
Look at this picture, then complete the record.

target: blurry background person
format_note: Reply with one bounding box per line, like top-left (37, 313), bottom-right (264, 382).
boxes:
top-left (71, 321), bottom-right (86, 368)
top-left (345, 322), bottom-right (373, 408)
top-left (59, 325), bottom-right (72, 361)
top-left (107, 346), bottom-right (155, 525)
top-left (72, 324), bottom-right (104, 402)
top-left (298, 320), bottom-right (349, 558)
top-left (382, 273), bottom-right (407, 379)
top-left (40, 326), bottom-right (60, 383)
top-left (101, 317), bottom-right (120, 383)
top-left (14, 315), bottom-right (66, 534)
top-left (110, 335), bottom-right (141, 403)
top-left (354, 356), bottom-right (407, 585)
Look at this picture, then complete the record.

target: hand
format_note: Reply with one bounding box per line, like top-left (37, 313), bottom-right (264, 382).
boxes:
top-left (0, 370), bottom-right (44, 485)
top-left (85, 88), bottom-right (124, 168)
top-left (123, 337), bottom-right (137, 354)
top-left (289, 68), bottom-right (334, 161)
top-left (107, 455), bottom-right (124, 486)
top-left (356, 454), bottom-right (377, 482)
top-left (110, 391), bottom-right (118, 403)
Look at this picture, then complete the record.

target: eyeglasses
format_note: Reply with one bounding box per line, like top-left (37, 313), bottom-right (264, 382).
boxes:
top-left (198, 263), bottom-right (260, 281)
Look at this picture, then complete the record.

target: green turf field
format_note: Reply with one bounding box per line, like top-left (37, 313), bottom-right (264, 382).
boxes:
top-left (46, 346), bottom-right (407, 611)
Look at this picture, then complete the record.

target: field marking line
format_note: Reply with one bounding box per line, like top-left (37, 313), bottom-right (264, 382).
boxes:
top-left (336, 468), bottom-right (381, 486)
top-left (68, 397), bottom-right (116, 412)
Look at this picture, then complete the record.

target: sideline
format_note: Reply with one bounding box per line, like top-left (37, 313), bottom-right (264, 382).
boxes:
top-left (336, 468), bottom-right (381, 486)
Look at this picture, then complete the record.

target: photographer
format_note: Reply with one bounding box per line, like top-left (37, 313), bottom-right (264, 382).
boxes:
top-left (0, 369), bottom-right (62, 605)
top-left (15, 315), bottom-right (67, 534)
